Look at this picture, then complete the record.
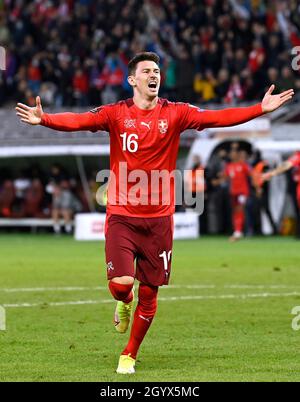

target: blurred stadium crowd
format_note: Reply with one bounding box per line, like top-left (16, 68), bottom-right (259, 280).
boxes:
top-left (0, 164), bottom-right (98, 232)
top-left (0, 163), bottom-right (106, 233)
top-left (1, 0), bottom-right (300, 107)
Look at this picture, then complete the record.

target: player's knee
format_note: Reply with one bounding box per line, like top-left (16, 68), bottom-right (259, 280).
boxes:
top-left (111, 276), bottom-right (134, 285)
top-left (108, 279), bottom-right (133, 301)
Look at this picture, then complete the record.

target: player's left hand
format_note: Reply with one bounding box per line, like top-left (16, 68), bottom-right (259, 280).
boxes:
top-left (262, 85), bottom-right (294, 113)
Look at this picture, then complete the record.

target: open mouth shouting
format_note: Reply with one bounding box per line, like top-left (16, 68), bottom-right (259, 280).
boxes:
top-left (148, 80), bottom-right (158, 92)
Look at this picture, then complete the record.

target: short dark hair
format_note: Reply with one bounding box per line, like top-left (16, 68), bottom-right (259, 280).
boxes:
top-left (128, 52), bottom-right (160, 75)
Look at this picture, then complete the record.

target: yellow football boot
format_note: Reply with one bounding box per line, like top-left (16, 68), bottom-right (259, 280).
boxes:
top-left (116, 354), bottom-right (136, 374)
top-left (114, 290), bottom-right (134, 334)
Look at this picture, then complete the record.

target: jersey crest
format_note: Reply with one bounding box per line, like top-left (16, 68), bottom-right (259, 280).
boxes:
top-left (158, 119), bottom-right (168, 134)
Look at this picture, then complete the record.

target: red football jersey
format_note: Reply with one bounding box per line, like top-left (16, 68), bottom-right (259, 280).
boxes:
top-left (225, 161), bottom-right (251, 196)
top-left (41, 98), bottom-right (262, 217)
top-left (289, 151), bottom-right (300, 184)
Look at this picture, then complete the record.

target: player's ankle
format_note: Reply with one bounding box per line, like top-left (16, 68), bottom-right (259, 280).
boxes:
top-left (122, 350), bottom-right (137, 360)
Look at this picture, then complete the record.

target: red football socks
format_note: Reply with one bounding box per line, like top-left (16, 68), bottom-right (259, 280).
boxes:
top-left (122, 283), bottom-right (158, 359)
top-left (108, 281), bottom-right (133, 304)
top-left (233, 208), bottom-right (245, 233)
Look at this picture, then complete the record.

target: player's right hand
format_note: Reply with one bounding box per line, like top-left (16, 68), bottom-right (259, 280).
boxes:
top-left (15, 96), bottom-right (43, 125)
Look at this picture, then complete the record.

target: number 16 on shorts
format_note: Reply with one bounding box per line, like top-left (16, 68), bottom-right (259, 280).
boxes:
top-left (159, 250), bottom-right (172, 279)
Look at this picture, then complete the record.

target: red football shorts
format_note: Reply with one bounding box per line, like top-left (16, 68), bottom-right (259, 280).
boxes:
top-left (105, 214), bottom-right (174, 287)
top-left (231, 194), bottom-right (248, 207)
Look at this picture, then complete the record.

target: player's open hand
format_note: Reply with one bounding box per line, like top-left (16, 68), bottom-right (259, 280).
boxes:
top-left (15, 96), bottom-right (43, 125)
top-left (261, 85), bottom-right (294, 113)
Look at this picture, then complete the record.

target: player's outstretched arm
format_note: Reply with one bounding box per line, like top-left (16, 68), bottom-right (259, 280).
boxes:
top-left (263, 161), bottom-right (293, 181)
top-left (15, 96), bottom-right (100, 132)
top-left (16, 96), bottom-right (43, 125)
top-left (192, 85), bottom-right (295, 130)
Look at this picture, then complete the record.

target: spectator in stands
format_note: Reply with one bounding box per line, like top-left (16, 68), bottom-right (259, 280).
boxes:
top-left (234, 48), bottom-right (248, 76)
top-left (175, 44), bottom-right (194, 102)
top-left (266, 34), bottom-right (284, 69)
top-left (73, 68), bottom-right (89, 107)
top-left (27, 56), bottom-right (42, 94)
top-left (206, 149), bottom-right (231, 234)
top-left (0, 180), bottom-right (15, 217)
top-left (266, 68), bottom-right (279, 93)
top-left (194, 70), bottom-right (217, 103)
top-left (51, 180), bottom-right (82, 235)
top-left (40, 82), bottom-right (57, 106)
top-left (161, 56), bottom-right (176, 99)
top-left (45, 164), bottom-right (79, 233)
top-left (99, 54), bottom-right (125, 104)
top-left (248, 40), bottom-right (266, 75)
top-left (225, 74), bottom-right (244, 104)
top-left (278, 66), bottom-right (297, 93)
top-left (185, 155), bottom-right (207, 235)
top-left (13, 169), bottom-right (31, 217)
top-left (23, 178), bottom-right (44, 218)
top-left (251, 150), bottom-right (277, 235)
top-left (48, 164), bottom-right (66, 185)
top-left (243, 74), bottom-right (259, 101)
top-left (55, 60), bottom-right (74, 106)
top-left (215, 69), bottom-right (230, 103)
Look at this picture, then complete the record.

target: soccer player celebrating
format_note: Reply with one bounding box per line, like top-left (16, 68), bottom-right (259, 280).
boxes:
top-left (15, 52), bottom-right (294, 374)
top-left (224, 147), bottom-right (252, 241)
top-left (263, 151), bottom-right (300, 237)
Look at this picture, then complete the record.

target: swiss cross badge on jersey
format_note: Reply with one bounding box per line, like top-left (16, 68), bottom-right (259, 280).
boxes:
top-left (158, 119), bottom-right (168, 134)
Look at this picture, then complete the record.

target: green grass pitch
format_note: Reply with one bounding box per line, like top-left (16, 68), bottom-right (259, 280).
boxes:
top-left (1, 234), bottom-right (300, 382)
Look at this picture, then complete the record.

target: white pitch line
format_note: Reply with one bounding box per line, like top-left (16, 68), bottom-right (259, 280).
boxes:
top-left (224, 285), bottom-right (300, 290)
top-left (3, 299), bottom-right (113, 308)
top-left (0, 286), bottom-right (108, 293)
top-left (3, 291), bottom-right (300, 309)
top-left (0, 284), bottom-right (299, 293)
top-left (0, 284), bottom-right (216, 293)
top-left (158, 292), bottom-right (300, 301)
